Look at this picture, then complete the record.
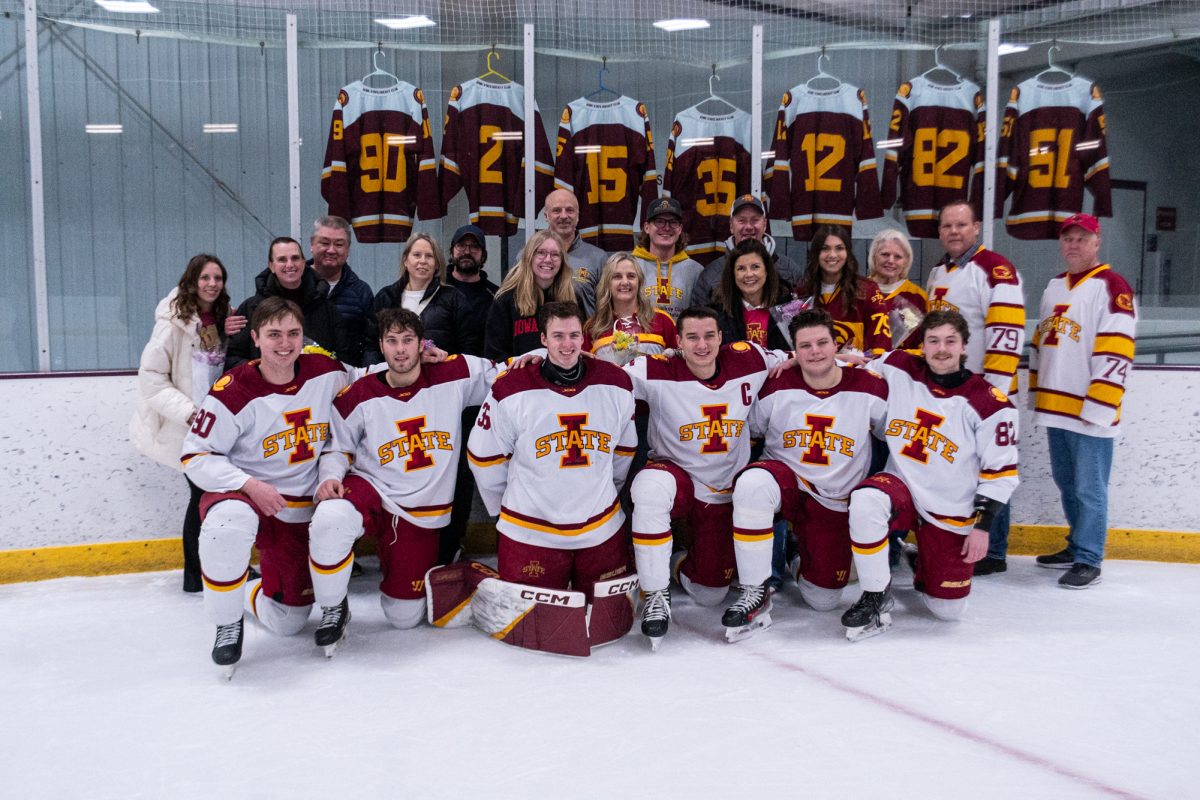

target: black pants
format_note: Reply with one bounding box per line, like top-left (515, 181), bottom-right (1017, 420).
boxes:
top-left (182, 476), bottom-right (205, 591)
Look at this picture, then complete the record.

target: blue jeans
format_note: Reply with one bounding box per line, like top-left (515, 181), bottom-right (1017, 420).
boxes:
top-left (1047, 427), bottom-right (1114, 567)
top-left (986, 503), bottom-right (1011, 560)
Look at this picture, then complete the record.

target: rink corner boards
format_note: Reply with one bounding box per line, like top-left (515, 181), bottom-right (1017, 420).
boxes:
top-left (0, 524), bottom-right (1197, 585)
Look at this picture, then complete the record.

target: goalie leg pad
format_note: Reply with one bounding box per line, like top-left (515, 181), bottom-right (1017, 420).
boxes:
top-left (425, 560), bottom-right (501, 628)
top-left (472, 578), bottom-right (590, 658)
top-left (588, 574), bottom-right (639, 648)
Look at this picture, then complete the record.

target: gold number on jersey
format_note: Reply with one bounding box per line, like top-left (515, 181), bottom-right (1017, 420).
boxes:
top-left (912, 128), bottom-right (969, 190)
top-left (800, 133), bottom-right (845, 192)
top-left (889, 109), bottom-right (902, 134)
top-left (332, 119), bottom-right (344, 141)
top-left (479, 125), bottom-right (504, 185)
top-left (359, 132), bottom-right (407, 193)
top-left (695, 157), bottom-right (738, 217)
top-left (1028, 128), bottom-right (1073, 189)
top-left (586, 146), bottom-right (628, 204)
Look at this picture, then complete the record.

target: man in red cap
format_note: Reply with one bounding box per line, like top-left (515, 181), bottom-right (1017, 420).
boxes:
top-left (1029, 213), bottom-right (1137, 588)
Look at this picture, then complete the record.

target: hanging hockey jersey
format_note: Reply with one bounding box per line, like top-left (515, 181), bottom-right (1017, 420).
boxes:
top-left (319, 355), bottom-right (499, 529)
top-left (467, 361), bottom-right (637, 550)
top-left (880, 76), bottom-right (984, 239)
top-left (181, 355), bottom-right (350, 524)
top-left (625, 342), bottom-right (787, 504)
top-left (765, 83), bottom-right (883, 241)
top-left (439, 78), bottom-right (555, 236)
top-left (1029, 264), bottom-right (1136, 437)
top-left (554, 96), bottom-right (658, 252)
top-left (867, 350), bottom-right (1019, 533)
top-left (661, 106), bottom-right (755, 264)
top-left (926, 245), bottom-right (1025, 393)
top-left (751, 365), bottom-right (889, 512)
top-left (321, 81), bottom-right (440, 244)
top-left (984, 77), bottom-right (1111, 240)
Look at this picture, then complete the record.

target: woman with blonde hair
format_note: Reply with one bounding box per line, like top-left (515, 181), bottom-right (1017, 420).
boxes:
top-left (867, 228), bottom-right (927, 349)
top-left (484, 229), bottom-right (582, 359)
top-left (586, 252), bottom-right (677, 365)
top-left (370, 232), bottom-right (478, 359)
top-left (130, 254), bottom-right (232, 593)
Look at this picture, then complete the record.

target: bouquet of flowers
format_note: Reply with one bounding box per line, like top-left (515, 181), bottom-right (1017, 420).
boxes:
top-left (771, 295), bottom-right (815, 345)
top-left (609, 329), bottom-right (639, 367)
top-left (888, 295), bottom-right (925, 349)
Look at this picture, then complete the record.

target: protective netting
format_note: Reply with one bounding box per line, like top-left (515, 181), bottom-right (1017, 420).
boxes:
top-left (25, 0), bottom-right (1200, 67)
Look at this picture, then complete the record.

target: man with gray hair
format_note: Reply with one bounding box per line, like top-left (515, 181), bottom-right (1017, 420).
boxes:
top-left (690, 194), bottom-right (804, 307)
top-left (545, 188), bottom-right (606, 316)
top-left (309, 215), bottom-right (374, 366)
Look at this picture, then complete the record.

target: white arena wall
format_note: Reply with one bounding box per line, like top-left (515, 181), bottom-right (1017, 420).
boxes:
top-left (0, 368), bottom-right (1196, 556)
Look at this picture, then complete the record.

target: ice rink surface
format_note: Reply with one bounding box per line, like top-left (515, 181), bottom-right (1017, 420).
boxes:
top-left (3, 556), bottom-right (1196, 800)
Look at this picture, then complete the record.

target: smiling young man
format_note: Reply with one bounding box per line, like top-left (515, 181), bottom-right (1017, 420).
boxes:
top-left (182, 297), bottom-right (350, 675)
top-left (624, 306), bottom-right (790, 647)
top-left (840, 310), bottom-right (1019, 641)
top-left (305, 308), bottom-right (500, 653)
top-left (631, 197), bottom-right (705, 321)
top-left (1029, 214), bottom-right (1137, 589)
top-left (730, 309), bottom-right (888, 631)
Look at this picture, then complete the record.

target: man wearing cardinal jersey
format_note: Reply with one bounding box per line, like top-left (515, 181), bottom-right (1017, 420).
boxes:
top-left (625, 306), bottom-right (789, 645)
top-left (733, 309), bottom-right (888, 620)
top-left (181, 298), bottom-right (351, 670)
top-left (306, 309), bottom-right (502, 644)
top-left (842, 310), bottom-right (1019, 639)
top-left (467, 302), bottom-right (638, 599)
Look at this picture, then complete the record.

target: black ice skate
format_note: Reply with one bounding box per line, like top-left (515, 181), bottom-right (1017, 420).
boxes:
top-left (640, 588), bottom-right (672, 652)
top-left (212, 617), bottom-right (244, 679)
top-left (722, 582), bottom-right (772, 643)
top-left (315, 596), bottom-right (351, 657)
top-left (841, 586), bottom-right (894, 642)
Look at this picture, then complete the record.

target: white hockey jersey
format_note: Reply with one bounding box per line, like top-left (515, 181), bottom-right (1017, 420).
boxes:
top-left (752, 365), bottom-right (888, 512)
top-left (467, 361), bottom-right (637, 550)
top-left (926, 245), bottom-right (1025, 393)
top-left (181, 355), bottom-right (350, 523)
top-left (868, 350), bottom-right (1019, 533)
top-left (319, 355), bottom-right (498, 529)
top-left (661, 105), bottom-right (754, 264)
top-left (1029, 263), bottom-right (1137, 438)
top-left (625, 342), bottom-right (786, 504)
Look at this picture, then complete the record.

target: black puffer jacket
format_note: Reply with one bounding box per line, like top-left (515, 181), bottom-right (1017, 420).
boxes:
top-left (709, 284), bottom-right (794, 353)
top-left (366, 275), bottom-right (481, 363)
top-left (225, 268), bottom-right (350, 371)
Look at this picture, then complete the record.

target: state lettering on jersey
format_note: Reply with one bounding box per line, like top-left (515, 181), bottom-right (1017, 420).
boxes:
top-left (888, 409), bottom-right (959, 463)
top-left (534, 413), bottom-right (613, 467)
top-left (1038, 303), bottom-right (1080, 346)
top-left (677, 404), bottom-right (744, 454)
top-left (928, 285), bottom-right (958, 313)
top-left (262, 409), bottom-right (330, 463)
top-left (377, 416), bottom-right (454, 470)
top-left (781, 414), bottom-right (856, 465)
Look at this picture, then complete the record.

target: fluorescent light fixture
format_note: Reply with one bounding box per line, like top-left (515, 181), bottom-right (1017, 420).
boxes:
top-left (680, 138), bottom-right (715, 147)
top-left (86, 124), bottom-right (123, 134)
top-left (385, 134), bottom-right (417, 145)
top-left (761, 150), bottom-right (775, 160)
top-left (654, 18), bottom-right (710, 32)
top-left (94, 0), bottom-right (160, 12)
top-left (203, 123), bottom-right (238, 134)
top-left (374, 15), bottom-right (436, 30)
top-left (1074, 139), bottom-right (1101, 151)
top-left (490, 131), bottom-right (523, 141)
top-left (574, 145), bottom-right (602, 154)
top-left (877, 138), bottom-right (904, 149)
top-left (998, 43), bottom-right (1030, 56)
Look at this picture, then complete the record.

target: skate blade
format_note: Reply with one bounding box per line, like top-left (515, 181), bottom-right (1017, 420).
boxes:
top-left (220, 664), bottom-right (237, 681)
top-left (321, 631), bottom-right (348, 659)
top-left (648, 635), bottom-right (663, 652)
top-left (844, 612), bottom-right (892, 643)
top-left (725, 612), bottom-right (773, 643)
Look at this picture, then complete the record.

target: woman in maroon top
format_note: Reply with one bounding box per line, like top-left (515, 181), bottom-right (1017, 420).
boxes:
top-left (794, 225), bottom-right (891, 357)
top-left (709, 238), bottom-right (792, 351)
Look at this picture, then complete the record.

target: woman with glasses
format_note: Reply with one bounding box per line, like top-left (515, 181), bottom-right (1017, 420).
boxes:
top-left (631, 197), bottom-right (704, 321)
top-left (484, 229), bottom-right (582, 359)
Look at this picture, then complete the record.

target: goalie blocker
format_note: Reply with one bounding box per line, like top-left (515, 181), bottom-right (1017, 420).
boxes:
top-left (425, 561), bottom-right (638, 657)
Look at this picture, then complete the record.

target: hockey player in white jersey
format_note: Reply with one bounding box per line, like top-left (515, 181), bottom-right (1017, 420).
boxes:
top-left (306, 308), bottom-right (500, 655)
top-left (732, 309), bottom-right (887, 637)
top-left (181, 298), bottom-right (350, 675)
top-left (843, 310), bottom-right (1019, 640)
top-left (626, 306), bottom-right (789, 648)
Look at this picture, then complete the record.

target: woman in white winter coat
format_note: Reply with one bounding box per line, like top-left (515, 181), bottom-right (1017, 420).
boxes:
top-left (130, 255), bottom-right (231, 592)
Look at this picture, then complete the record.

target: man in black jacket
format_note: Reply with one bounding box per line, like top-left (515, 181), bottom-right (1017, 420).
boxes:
top-left (224, 237), bottom-right (351, 371)
top-left (690, 195), bottom-right (804, 307)
top-left (446, 224), bottom-right (497, 358)
top-left (309, 216), bottom-right (374, 366)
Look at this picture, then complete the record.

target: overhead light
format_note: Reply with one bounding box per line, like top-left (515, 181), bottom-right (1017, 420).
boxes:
top-left (654, 18), bottom-right (710, 32)
top-left (203, 123), bottom-right (238, 134)
top-left (490, 131), bottom-right (524, 141)
top-left (374, 15), bottom-right (436, 30)
top-left (574, 145), bottom-right (602, 154)
top-left (680, 138), bottom-right (715, 147)
top-left (877, 138), bottom-right (904, 149)
top-left (94, 0), bottom-right (160, 12)
top-left (1074, 139), bottom-right (1101, 151)
top-left (86, 124), bottom-right (123, 134)
top-left (761, 150), bottom-right (775, 160)
top-left (385, 134), bottom-right (416, 145)
top-left (998, 43), bottom-right (1030, 56)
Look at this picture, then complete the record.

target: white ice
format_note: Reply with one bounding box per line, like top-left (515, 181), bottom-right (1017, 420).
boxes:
top-left (3, 557), bottom-right (1196, 800)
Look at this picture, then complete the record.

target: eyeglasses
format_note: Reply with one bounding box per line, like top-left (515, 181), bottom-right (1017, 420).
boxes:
top-left (533, 248), bottom-right (563, 262)
top-left (651, 218), bottom-right (682, 230)
top-left (454, 241), bottom-right (483, 252)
